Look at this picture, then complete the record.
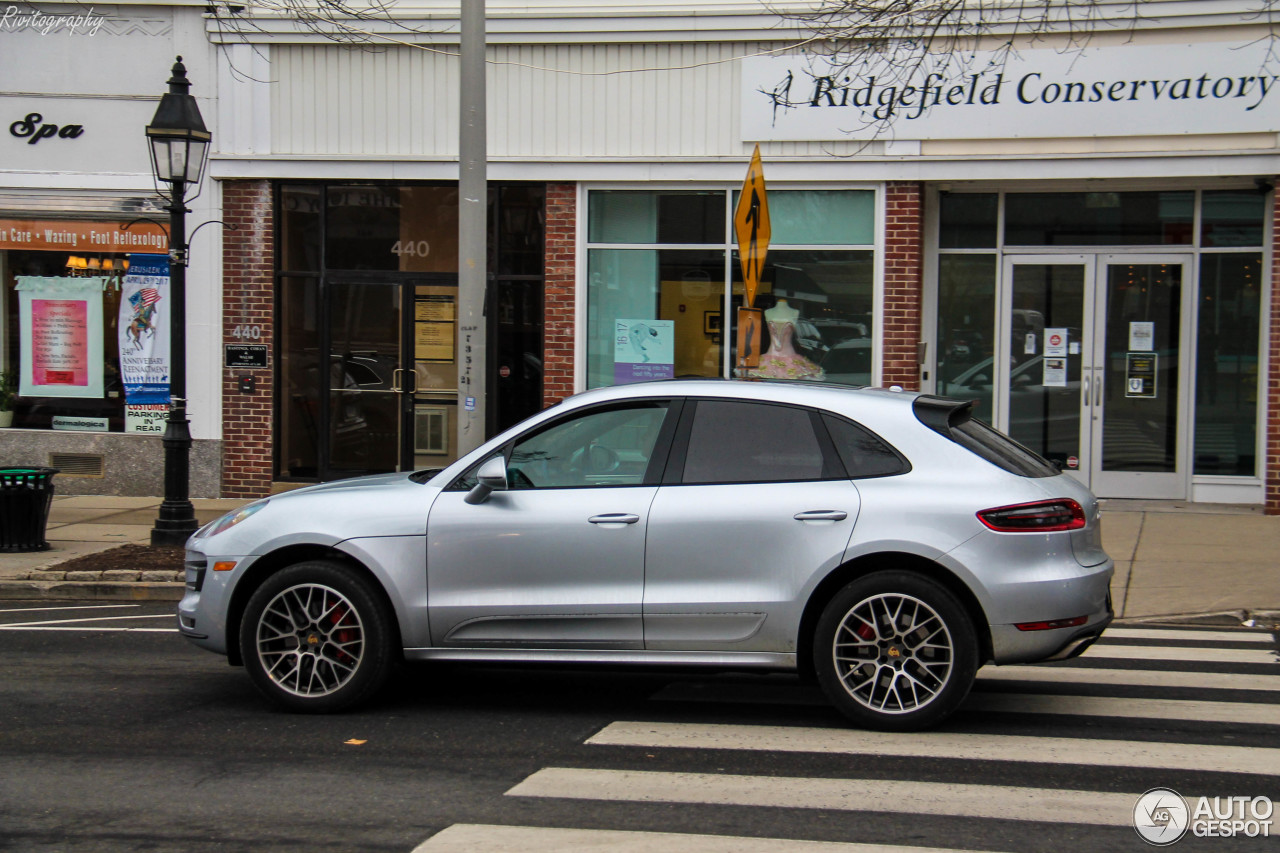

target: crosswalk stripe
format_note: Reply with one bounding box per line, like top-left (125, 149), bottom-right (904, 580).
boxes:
top-left (652, 680), bottom-right (1280, 724)
top-left (1103, 627), bottom-right (1275, 644)
top-left (1081, 644), bottom-right (1277, 664)
top-left (412, 823), bottom-right (998, 853)
top-left (978, 665), bottom-right (1280, 692)
top-left (508, 768), bottom-right (1147, 826)
top-left (586, 721), bottom-right (1280, 776)
top-left (962, 692), bottom-right (1280, 725)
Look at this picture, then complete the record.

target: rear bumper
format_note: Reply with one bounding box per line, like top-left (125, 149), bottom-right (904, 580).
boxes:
top-left (986, 559), bottom-right (1114, 665)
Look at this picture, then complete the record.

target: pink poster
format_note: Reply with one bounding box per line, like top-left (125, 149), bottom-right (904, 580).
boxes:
top-left (31, 299), bottom-right (90, 387)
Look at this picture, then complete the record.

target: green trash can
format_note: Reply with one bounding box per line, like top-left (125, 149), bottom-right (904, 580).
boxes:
top-left (0, 467), bottom-right (60, 553)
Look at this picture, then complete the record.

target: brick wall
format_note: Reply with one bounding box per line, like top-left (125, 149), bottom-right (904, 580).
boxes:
top-left (1268, 181), bottom-right (1280, 514)
top-left (543, 183), bottom-right (577, 407)
top-left (882, 182), bottom-right (924, 390)
top-left (221, 180), bottom-right (275, 498)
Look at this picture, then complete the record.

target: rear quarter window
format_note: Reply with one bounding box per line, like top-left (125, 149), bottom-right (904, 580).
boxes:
top-left (913, 395), bottom-right (1059, 478)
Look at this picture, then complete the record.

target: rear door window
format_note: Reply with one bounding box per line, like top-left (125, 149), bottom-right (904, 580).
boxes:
top-left (678, 400), bottom-right (841, 484)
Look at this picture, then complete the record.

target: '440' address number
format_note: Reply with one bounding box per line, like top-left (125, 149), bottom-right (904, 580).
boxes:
top-left (392, 240), bottom-right (430, 258)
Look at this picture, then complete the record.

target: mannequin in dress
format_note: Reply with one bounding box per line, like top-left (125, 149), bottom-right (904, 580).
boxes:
top-left (740, 298), bottom-right (824, 380)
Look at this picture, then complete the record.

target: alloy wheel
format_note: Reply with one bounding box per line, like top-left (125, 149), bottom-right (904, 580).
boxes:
top-left (254, 583), bottom-right (366, 698)
top-left (831, 592), bottom-right (955, 714)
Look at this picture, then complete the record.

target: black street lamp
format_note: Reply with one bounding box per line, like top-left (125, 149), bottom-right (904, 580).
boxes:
top-left (146, 57), bottom-right (210, 547)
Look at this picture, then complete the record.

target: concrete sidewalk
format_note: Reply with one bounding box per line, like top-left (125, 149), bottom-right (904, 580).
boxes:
top-left (1, 494), bottom-right (1278, 623)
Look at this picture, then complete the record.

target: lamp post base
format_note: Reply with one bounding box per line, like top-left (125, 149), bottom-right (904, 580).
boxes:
top-left (150, 403), bottom-right (199, 547)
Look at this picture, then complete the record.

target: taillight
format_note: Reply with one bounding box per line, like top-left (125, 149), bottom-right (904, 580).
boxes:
top-left (977, 499), bottom-right (1086, 532)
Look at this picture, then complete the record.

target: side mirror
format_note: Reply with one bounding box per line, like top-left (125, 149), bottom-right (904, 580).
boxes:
top-left (465, 456), bottom-right (508, 505)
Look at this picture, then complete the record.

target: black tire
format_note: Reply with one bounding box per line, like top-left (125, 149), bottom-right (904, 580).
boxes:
top-left (239, 560), bottom-right (397, 713)
top-left (813, 571), bottom-right (978, 731)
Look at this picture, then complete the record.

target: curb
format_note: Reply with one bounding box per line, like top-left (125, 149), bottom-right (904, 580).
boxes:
top-left (0, 580), bottom-right (184, 602)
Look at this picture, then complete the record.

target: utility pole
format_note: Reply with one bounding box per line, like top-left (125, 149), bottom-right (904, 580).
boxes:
top-left (457, 0), bottom-right (487, 453)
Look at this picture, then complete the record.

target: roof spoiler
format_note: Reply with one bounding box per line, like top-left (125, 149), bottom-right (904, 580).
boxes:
top-left (912, 395), bottom-right (975, 438)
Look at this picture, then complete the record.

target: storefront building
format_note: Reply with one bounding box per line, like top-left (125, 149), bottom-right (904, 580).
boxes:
top-left (8, 3), bottom-right (1272, 512)
top-left (206, 1), bottom-right (1277, 512)
top-left (2, 3), bottom-right (222, 495)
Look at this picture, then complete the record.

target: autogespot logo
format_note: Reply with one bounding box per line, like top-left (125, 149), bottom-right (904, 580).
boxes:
top-left (1134, 788), bottom-right (1275, 844)
top-left (1134, 788), bottom-right (1190, 846)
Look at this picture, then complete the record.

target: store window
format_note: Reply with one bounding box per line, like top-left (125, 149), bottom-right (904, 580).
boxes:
top-left (1194, 253), bottom-right (1261, 476)
top-left (1004, 191), bottom-right (1194, 246)
top-left (1, 218), bottom-right (169, 433)
top-left (585, 189), bottom-right (876, 390)
top-left (935, 189), bottom-right (1265, 483)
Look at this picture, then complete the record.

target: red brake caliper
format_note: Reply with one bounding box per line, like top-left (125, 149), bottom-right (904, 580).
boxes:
top-left (329, 603), bottom-right (355, 664)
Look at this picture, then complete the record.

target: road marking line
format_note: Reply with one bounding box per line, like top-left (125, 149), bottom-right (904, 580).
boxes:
top-left (508, 768), bottom-right (1159, 826)
top-left (0, 604), bottom-right (141, 614)
top-left (1082, 644), bottom-right (1276, 664)
top-left (0, 614), bottom-right (173, 628)
top-left (0, 626), bottom-right (176, 633)
top-left (587, 721), bottom-right (1280, 776)
top-left (413, 823), bottom-right (1002, 853)
top-left (980, 666), bottom-right (1280, 692)
top-left (1105, 627), bottom-right (1275, 644)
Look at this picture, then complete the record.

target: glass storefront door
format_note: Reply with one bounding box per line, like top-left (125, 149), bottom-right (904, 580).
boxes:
top-left (324, 280), bottom-right (413, 479)
top-left (1089, 256), bottom-right (1192, 498)
top-left (996, 255), bottom-right (1192, 498)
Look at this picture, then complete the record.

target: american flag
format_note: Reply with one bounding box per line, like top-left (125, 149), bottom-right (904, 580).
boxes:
top-left (138, 288), bottom-right (160, 306)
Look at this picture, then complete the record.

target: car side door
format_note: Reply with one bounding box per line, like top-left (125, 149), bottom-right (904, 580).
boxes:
top-left (643, 398), bottom-right (862, 654)
top-left (426, 399), bottom-right (678, 649)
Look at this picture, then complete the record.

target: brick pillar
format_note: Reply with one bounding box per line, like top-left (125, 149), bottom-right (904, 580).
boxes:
top-left (1268, 180), bottom-right (1280, 514)
top-left (882, 182), bottom-right (924, 389)
top-left (543, 183), bottom-right (577, 407)
top-left (221, 180), bottom-right (275, 498)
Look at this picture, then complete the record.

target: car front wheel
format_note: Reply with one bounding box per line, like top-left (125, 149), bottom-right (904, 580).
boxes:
top-left (814, 571), bottom-right (978, 731)
top-left (239, 560), bottom-right (396, 713)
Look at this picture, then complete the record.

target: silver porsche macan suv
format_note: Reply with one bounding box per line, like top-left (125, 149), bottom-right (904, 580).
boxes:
top-left (179, 379), bottom-right (1113, 731)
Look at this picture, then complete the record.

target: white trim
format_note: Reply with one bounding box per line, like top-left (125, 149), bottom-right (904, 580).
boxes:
top-left (573, 182), bottom-right (587, 395)
top-left (204, 151), bottom-right (1280, 184)
top-left (872, 184), bottom-right (886, 387)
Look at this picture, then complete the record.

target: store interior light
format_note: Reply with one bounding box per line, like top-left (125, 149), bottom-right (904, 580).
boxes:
top-left (87, 257), bottom-right (101, 271)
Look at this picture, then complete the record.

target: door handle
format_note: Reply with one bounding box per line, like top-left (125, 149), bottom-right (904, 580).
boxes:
top-left (588, 513), bottom-right (640, 525)
top-left (392, 368), bottom-right (405, 393)
top-left (793, 510), bottom-right (848, 522)
top-left (1082, 375), bottom-right (1090, 407)
top-left (1094, 373), bottom-right (1102, 406)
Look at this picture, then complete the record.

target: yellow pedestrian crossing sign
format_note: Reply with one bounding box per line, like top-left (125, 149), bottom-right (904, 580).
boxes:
top-left (734, 145), bottom-right (770, 309)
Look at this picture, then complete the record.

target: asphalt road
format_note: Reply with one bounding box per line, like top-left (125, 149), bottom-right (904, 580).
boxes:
top-left (0, 602), bottom-right (1276, 853)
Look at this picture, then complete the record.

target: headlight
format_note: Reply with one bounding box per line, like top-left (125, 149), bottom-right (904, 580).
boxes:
top-left (200, 499), bottom-right (269, 538)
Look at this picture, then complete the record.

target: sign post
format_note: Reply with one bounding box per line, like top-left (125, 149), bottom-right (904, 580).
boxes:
top-left (734, 145), bottom-right (770, 369)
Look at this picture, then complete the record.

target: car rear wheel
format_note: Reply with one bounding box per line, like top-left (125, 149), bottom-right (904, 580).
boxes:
top-left (239, 560), bottom-right (396, 713)
top-left (814, 571), bottom-right (978, 731)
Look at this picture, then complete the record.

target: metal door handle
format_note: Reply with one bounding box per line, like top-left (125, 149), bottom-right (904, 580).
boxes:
top-left (392, 368), bottom-right (405, 393)
top-left (1094, 374), bottom-right (1102, 406)
top-left (1082, 376), bottom-right (1090, 406)
top-left (588, 513), bottom-right (640, 525)
top-left (794, 510), bottom-right (848, 522)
